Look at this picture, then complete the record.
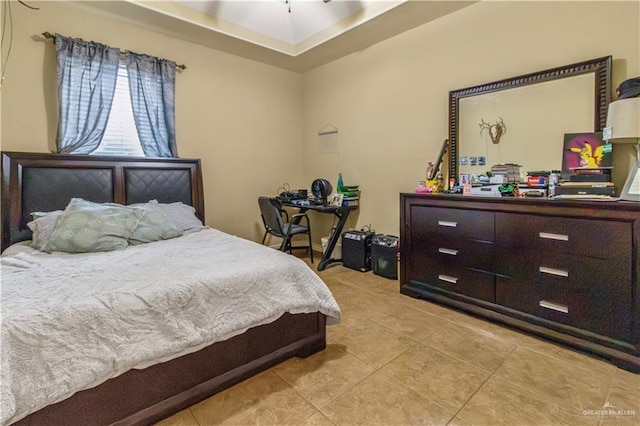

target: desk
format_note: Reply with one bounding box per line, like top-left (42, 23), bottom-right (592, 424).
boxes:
top-left (280, 201), bottom-right (358, 271)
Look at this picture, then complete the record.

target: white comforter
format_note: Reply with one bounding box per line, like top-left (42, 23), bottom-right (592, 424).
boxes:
top-left (0, 229), bottom-right (341, 425)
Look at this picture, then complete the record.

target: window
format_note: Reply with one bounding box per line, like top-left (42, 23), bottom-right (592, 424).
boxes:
top-left (55, 34), bottom-right (177, 157)
top-left (92, 62), bottom-right (144, 156)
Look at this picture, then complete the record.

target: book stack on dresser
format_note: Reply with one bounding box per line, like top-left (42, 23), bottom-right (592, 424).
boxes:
top-left (555, 167), bottom-right (615, 198)
top-left (490, 163), bottom-right (521, 183)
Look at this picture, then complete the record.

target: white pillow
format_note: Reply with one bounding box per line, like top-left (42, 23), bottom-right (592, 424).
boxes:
top-left (157, 202), bottom-right (206, 234)
top-left (27, 211), bottom-right (63, 250)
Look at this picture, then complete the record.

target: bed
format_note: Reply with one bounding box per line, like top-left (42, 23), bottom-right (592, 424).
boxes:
top-left (1, 151), bottom-right (341, 426)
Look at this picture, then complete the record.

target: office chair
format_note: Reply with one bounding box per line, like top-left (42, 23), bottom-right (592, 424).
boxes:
top-left (258, 196), bottom-right (314, 263)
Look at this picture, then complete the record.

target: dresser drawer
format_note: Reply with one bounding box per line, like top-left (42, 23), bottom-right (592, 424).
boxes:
top-left (407, 240), bottom-right (494, 273)
top-left (409, 206), bottom-right (494, 244)
top-left (496, 276), bottom-right (631, 341)
top-left (495, 213), bottom-right (631, 259)
top-left (494, 249), bottom-right (632, 295)
top-left (407, 248), bottom-right (495, 302)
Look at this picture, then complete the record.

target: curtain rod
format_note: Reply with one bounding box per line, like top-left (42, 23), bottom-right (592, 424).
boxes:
top-left (41, 32), bottom-right (187, 71)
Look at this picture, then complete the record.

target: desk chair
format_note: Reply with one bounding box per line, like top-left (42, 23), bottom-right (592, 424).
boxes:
top-left (258, 196), bottom-right (314, 263)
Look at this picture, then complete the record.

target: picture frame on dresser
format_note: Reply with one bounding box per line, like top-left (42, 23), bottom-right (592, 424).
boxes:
top-left (620, 162), bottom-right (640, 201)
top-left (561, 132), bottom-right (611, 178)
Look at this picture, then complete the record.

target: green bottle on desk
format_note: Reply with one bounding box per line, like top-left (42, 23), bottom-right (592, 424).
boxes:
top-left (337, 173), bottom-right (344, 193)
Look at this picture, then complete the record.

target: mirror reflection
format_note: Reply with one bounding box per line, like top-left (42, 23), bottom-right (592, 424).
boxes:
top-left (458, 74), bottom-right (594, 177)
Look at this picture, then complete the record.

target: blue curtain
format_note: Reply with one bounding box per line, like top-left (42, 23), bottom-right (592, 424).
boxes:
top-left (55, 34), bottom-right (120, 154)
top-left (125, 52), bottom-right (177, 157)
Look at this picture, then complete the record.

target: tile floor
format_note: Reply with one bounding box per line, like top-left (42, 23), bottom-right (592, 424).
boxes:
top-left (158, 255), bottom-right (639, 426)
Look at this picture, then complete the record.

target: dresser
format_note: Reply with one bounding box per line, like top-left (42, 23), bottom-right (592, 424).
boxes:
top-left (400, 193), bottom-right (640, 373)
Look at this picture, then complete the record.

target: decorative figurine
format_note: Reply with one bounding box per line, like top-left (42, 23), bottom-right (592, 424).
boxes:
top-left (479, 118), bottom-right (507, 144)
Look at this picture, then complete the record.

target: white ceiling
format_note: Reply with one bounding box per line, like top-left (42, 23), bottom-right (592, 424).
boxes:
top-left (82, 0), bottom-right (476, 72)
top-left (176, 0), bottom-right (384, 46)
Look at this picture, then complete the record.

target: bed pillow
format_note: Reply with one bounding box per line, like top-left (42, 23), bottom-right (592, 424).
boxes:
top-left (42, 198), bottom-right (143, 253)
top-left (27, 210), bottom-right (63, 250)
top-left (158, 202), bottom-right (206, 234)
top-left (128, 202), bottom-right (183, 245)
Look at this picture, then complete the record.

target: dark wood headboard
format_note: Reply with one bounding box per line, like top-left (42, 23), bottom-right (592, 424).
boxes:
top-left (1, 151), bottom-right (205, 252)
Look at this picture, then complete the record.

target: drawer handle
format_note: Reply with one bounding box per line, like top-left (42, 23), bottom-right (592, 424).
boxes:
top-left (539, 300), bottom-right (568, 314)
top-left (539, 266), bottom-right (569, 278)
top-left (539, 232), bottom-right (569, 242)
top-left (438, 221), bottom-right (458, 228)
top-left (438, 248), bottom-right (459, 256)
top-left (438, 274), bottom-right (458, 284)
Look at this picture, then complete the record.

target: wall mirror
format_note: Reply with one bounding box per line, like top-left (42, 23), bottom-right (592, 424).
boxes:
top-left (448, 56), bottom-right (611, 183)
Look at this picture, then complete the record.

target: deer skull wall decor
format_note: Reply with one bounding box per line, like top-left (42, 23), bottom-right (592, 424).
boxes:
top-left (479, 118), bottom-right (507, 144)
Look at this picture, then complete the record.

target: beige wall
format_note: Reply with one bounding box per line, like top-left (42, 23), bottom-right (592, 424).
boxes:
top-left (2, 1), bottom-right (639, 246)
top-left (1, 1), bottom-right (304, 241)
top-left (302, 0), bottom-right (640, 237)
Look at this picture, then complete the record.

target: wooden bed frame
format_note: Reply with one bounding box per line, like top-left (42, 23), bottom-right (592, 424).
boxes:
top-left (1, 151), bottom-right (327, 425)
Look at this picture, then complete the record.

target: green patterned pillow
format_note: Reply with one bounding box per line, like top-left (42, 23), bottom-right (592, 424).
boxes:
top-left (42, 198), bottom-right (143, 253)
top-left (128, 202), bottom-right (183, 245)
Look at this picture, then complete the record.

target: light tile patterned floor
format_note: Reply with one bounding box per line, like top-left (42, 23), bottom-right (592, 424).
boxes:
top-left (157, 255), bottom-right (639, 426)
